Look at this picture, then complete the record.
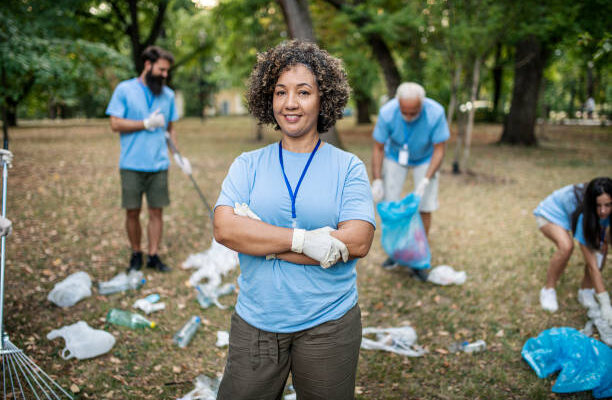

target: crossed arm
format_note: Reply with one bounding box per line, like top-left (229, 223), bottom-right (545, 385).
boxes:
top-left (213, 205), bottom-right (374, 265)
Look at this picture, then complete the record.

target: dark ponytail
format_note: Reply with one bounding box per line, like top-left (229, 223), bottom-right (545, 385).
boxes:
top-left (574, 177), bottom-right (612, 249)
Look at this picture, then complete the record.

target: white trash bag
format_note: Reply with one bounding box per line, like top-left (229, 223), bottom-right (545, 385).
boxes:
top-left (183, 239), bottom-right (239, 287)
top-left (47, 271), bottom-right (92, 307)
top-left (427, 265), bottom-right (467, 286)
top-left (581, 303), bottom-right (612, 346)
top-left (177, 375), bottom-right (221, 400)
top-left (47, 321), bottom-right (115, 360)
top-left (361, 326), bottom-right (427, 357)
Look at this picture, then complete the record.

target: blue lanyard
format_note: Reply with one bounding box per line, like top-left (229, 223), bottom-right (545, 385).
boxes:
top-left (278, 139), bottom-right (321, 220)
top-left (138, 78), bottom-right (154, 110)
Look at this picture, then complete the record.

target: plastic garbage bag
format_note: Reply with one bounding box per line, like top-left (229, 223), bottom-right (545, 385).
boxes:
top-left (377, 193), bottom-right (430, 269)
top-left (361, 326), bottom-right (427, 357)
top-left (177, 375), bottom-right (221, 400)
top-left (522, 327), bottom-right (612, 398)
top-left (215, 331), bottom-right (229, 347)
top-left (427, 265), bottom-right (467, 286)
top-left (47, 271), bottom-right (92, 308)
top-left (582, 305), bottom-right (612, 346)
top-left (47, 321), bottom-right (115, 360)
top-left (196, 283), bottom-right (236, 309)
top-left (183, 240), bottom-right (239, 287)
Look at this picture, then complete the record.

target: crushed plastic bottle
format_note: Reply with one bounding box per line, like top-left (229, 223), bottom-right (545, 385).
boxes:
top-left (195, 283), bottom-right (236, 309)
top-left (173, 316), bottom-right (201, 348)
top-left (449, 339), bottom-right (487, 353)
top-left (133, 293), bottom-right (165, 314)
top-left (98, 271), bottom-right (145, 295)
top-left (106, 308), bottom-right (155, 329)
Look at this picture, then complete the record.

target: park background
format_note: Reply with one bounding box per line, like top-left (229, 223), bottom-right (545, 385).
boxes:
top-left (1, 0), bottom-right (611, 399)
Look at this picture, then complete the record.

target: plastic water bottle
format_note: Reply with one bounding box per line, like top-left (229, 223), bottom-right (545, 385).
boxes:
top-left (461, 340), bottom-right (487, 353)
top-left (173, 316), bottom-right (201, 348)
top-left (98, 271), bottom-right (146, 295)
top-left (196, 283), bottom-right (236, 309)
top-left (106, 309), bottom-right (156, 329)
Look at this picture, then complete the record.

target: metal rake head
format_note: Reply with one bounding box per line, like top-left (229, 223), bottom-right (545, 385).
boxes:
top-left (1, 335), bottom-right (73, 400)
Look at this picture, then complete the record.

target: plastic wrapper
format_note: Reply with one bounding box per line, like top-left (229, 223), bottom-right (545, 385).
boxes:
top-left (47, 271), bottom-right (92, 308)
top-left (361, 326), bottom-right (427, 357)
top-left (426, 265), bottom-right (467, 286)
top-left (177, 375), bottom-right (221, 400)
top-left (182, 240), bottom-right (239, 287)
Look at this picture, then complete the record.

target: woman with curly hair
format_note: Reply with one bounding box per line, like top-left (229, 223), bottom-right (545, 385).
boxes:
top-left (213, 40), bottom-right (375, 399)
top-left (535, 177), bottom-right (611, 323)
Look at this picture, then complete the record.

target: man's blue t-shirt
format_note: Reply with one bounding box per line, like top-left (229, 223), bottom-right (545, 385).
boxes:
top-left (372, 98), bottom-right (450, 166)
top-left (575, 214), bottom-right (610, 248)
top-left (106, 78), bottom-right (179, 172)
top-left (215, 142), bottom-right (376, 333)
top-left (533, 184), bottom-right (583, 231)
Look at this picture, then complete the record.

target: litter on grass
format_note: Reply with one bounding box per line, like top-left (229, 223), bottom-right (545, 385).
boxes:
top-left (215, 331), bottom-right (229, 347)
top-left (361, 326), bottom-right (427, 357)
top-left (177, 375), bottom-right (221, 400)
top-left (47, 321), bottom-right (115, 360)
top-left (133, 296), bottom-right (166, 314)
top-left (182, 240), bottom-right (239, 288)
top-left (426, 265), bottom-right (467, 286)
top-left (47, 271), bottom-right (92, 308)
top-left (581, 304), bottom-right (612, 346)
top-left (522, 327), bottom-right (612, 398)
top-left (196, 283), bottom-right (236, 309)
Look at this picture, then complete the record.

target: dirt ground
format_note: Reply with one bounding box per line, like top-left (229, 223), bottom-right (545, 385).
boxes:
top-left (2, 116), bottom-right (611, 399)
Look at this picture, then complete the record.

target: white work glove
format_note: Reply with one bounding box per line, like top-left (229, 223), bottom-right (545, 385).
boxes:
top-left (0, 149), bottom-right (13, 168)
top-left (143, 109), bottom-right (165, 131)
top-left (371, 179), bottom-right (384, 203)
top-left (0, 216), bottom-right (11, 237)
top-left (233, 202), bottom-right (261, 221)
top-left (173, 153), bottom-right (192, 175)
top-left (415, 177), bottom-right (430, 198)
top-left (292, 226), bottom-right (349, 269)
top-left (596, 291), bottom-right (612, 325)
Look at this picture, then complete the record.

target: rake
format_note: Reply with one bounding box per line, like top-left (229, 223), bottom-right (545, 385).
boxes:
top-left (0, 150), bottom-right (73, 399)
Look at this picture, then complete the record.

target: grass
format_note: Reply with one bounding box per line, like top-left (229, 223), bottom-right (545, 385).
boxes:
top-left (4, 116), bottom-right (612, 399)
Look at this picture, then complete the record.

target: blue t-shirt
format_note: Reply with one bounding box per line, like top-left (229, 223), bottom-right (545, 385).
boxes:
top-left (372, 98), bottom-right (450, 166)
top-left (106, 78), bottom-right (179, 172)
top-left (533, 184), bottom-right (583, 231)
top-left (215, 142), bottom-right (376, 333)
top-left (575, 214), bottom-right (610, 248)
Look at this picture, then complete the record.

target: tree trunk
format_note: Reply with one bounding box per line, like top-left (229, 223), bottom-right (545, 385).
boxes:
top-left (356, 97), bottom-right (371, 124)
top-left (277, 0), bottom-right (343, 148)
top-left (461, 56), bottom-right (481, 171)
top-left (447, 64), bottom-right (461, 127)
top-left (499, 36), bottom-right (547, 146)
top-left (491, 42), bottom-right (503, 119)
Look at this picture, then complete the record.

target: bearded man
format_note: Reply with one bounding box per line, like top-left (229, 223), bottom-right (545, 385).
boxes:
top-left (106, 45), bottom-right (191, 273)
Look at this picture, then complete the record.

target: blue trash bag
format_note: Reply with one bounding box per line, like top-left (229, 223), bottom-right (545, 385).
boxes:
top-left (521, 327), bottom-right (612, 398)
top-left (376, 193), bottom-right (431, 269)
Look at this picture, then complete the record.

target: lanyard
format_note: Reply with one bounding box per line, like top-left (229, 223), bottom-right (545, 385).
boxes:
top-left (138, 78), bottom-right (154, 110)
top-left (278, 139), bottom-right (321, 222)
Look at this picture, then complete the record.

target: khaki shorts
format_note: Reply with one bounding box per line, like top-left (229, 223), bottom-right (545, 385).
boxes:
top-left (217, 304), bottom-right (362, 400)
top-left (382, 157), bottom-right (439, 212)
top-left (120, 169), bottom-right (169, 209)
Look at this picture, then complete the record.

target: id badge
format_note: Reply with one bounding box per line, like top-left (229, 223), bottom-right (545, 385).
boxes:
top-left (398, 145), bottom-right (409, 166)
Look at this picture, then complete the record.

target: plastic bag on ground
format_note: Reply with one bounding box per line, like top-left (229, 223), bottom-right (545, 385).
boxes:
top-left (361, 326), bottom-right (427, 357)
top-left (377, 193), bottom-right (430, 269)
top-left (47, 271), bottom-right (92, 307)
top-left (215, 331), bottom-right (229, 347)
top-left (177, 375), bottom-right (221, 400)
top-left (182, 239), bottom-right (239, 287)
top-left (196, 283), bottom-right (236, 309)
top-left (427, 265), bottom-right (467, 286)
top-left (47, 321), bottom-right (115, 360)
top-left (582, 305), bottom-right (612, 346)
top-left (521, 327), bottom-right (612, 398)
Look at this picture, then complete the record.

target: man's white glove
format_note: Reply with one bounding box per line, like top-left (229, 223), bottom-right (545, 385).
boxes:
top-left (233, 202), bottom-right (261, 221)
top-left (371, 179), bottom-right (384, 203)
top-left (292, 226), bottom-right (349, 269)
top-left (596, 291), bottom-right (612, 325)
top-left (0, 216), bottom-right (11, 237)
top-left (143, 109), bottom-right (165, 131)
top-left (415, 177), bottom-right (430, 198)
top-left (0, 149), bottom-right (13, 168)
top-left (173, 153), bottom-right (192, 175)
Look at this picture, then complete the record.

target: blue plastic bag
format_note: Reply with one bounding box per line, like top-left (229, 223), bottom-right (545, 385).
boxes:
top-left (522, 327), bottom-right (612, 398)
top-left (376, 193), bottom-right (431, 269)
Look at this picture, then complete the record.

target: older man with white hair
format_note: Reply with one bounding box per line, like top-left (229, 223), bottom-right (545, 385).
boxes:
top-left (371, 82), bottom-right (450, 273)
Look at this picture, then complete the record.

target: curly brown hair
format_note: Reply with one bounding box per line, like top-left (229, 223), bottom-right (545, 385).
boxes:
top-left (246, 40), bottom-right (350, 133)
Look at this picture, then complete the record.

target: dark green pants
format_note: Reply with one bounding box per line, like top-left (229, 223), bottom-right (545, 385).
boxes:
top-left (217, 304), bottom-right (361, 400)
top-left (120, 169), bottom-right (169, 209)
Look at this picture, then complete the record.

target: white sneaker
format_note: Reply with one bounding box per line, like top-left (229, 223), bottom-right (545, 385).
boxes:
top-left (540, 287), bottom-right (558, 312)
top-left (578, 288), bottom-right (598, 309)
